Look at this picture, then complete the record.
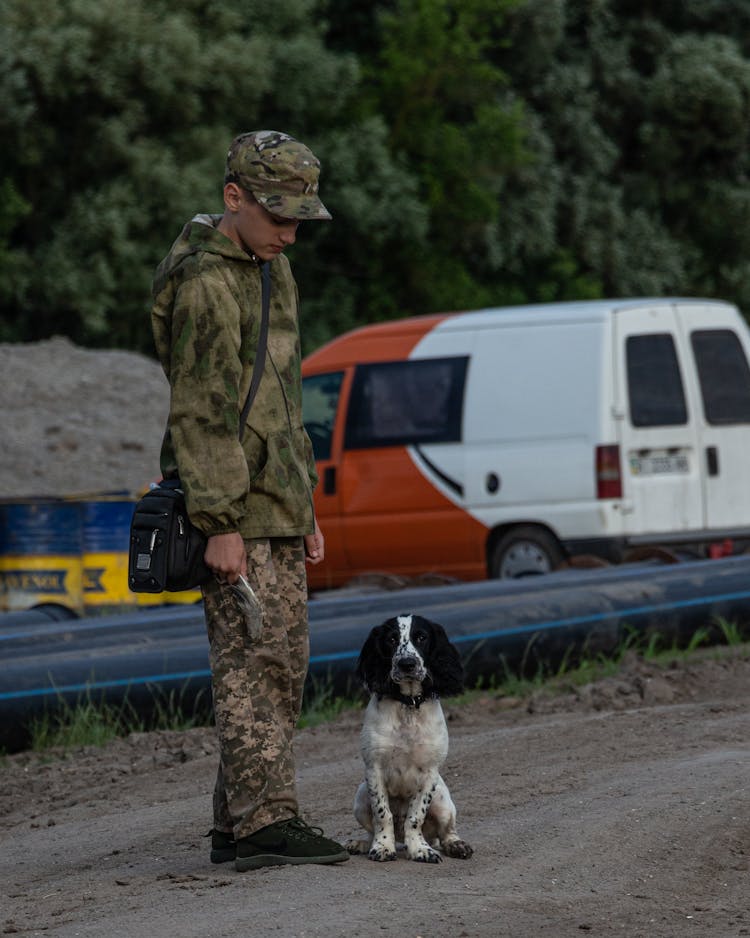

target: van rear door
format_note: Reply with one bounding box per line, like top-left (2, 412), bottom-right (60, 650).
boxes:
top-left (674, 302), bottom-right (750, 532)
top-left (613, 303), bottom-right (703, 536)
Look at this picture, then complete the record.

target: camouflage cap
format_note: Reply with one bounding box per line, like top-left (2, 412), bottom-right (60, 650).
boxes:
top-left (225, 130), bottom-right (332, 221)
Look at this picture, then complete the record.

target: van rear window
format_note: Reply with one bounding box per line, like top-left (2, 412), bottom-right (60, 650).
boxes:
top-left (626, 334), bottom-right (688, 427)
top-left (691, 329), bottom-right (750, 425)
top-left (345, 357), bottom-right (468, 449)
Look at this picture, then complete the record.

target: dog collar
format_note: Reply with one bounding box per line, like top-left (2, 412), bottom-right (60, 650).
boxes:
top-left (386, 691), bottom-right (438, 709)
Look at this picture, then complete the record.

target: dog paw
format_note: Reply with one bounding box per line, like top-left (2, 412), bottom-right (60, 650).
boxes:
top-left (442, 838), bottom-right (473, 860)
top-left (409, 845), bottom-right (443, 864)
top-left (344, 838), bottom-right (369, 855)
top-left (368, 845), bottom-right (397, 862)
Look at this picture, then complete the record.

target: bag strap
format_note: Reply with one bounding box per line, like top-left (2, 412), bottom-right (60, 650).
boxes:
top-left (238, 261), bottom-right (271, 443)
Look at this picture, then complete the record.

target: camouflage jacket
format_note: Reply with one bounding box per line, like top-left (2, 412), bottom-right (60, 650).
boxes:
top-left (151, 214), bottom-right (317, 538)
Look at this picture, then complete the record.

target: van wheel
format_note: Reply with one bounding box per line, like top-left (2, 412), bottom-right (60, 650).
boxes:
top-left (490, 526), bottom-right (565, 579)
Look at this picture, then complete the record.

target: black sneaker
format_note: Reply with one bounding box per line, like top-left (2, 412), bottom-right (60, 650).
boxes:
top-left (235, 817), bottom-right (350, 871)
top-left (209, 828), bottom-right (236, 864)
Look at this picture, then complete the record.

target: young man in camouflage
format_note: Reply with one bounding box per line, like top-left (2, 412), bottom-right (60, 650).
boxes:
top-left (151, 131), bottom-right (349, 871)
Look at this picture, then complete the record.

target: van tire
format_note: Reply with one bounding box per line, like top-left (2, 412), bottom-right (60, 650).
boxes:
top-left (490, 526), bottom-right (565, 579)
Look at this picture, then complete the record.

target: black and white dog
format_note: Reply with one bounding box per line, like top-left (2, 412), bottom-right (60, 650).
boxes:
top-left (346, 614), bottom-right (473, 863)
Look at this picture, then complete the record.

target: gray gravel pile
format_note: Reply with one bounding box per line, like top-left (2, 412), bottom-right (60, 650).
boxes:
top-left (1, 337), bottom-right (169, 498)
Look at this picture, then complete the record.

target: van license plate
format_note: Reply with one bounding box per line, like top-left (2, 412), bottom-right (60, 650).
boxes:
top-left (630, 453), bottom-right (689, 475)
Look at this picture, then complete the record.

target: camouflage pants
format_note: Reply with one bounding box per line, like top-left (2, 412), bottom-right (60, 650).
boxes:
top-left (201, 536), bottom-right (309, 839)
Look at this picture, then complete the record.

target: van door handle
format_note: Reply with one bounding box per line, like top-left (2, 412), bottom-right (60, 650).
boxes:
top-left (323, 466), bottom-right (336, 495)
top-left (706, 446), bottom-right (719, 477)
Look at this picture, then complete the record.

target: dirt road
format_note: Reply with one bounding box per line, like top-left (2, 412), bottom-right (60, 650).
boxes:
top-left (2, 648), bottom-right (749, 938)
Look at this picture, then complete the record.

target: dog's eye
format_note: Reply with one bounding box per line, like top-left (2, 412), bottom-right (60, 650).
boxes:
top-left (412, 631), bottom-right (428, 645)
top-left (386, 633), bottom-right (399, 647)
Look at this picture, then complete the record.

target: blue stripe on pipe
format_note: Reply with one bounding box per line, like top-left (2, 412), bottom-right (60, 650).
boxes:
top-left (0, 669), bottom-right (212, 702)
top-left (0, 610), bottom-right (201, 643)
top-left (2, 585), bottom-right (749, 703)
top-left (308, 586), bottom-right (750, 664)
top-left (445, 587), bottom-right (750, 645)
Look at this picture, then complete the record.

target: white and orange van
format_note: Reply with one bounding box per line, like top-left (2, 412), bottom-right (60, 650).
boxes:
top-left (302, 297), bottom-right (750, 590)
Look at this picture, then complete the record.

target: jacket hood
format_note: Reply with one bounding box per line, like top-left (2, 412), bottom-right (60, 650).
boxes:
top-left (152, 214), bottom-right (254, 296)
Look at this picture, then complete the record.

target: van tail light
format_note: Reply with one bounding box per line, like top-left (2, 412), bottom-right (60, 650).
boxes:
top-left (596, 444), bottom-right (622, 499)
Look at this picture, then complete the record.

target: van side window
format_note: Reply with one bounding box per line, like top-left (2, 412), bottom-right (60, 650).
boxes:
top-left (302, 371), bottom-right (344, 460)
top-left (626, 334), bottom-right (688, 427)
top-left (691, 329), bottom-right (750, 425)
top-left (344, 357), bottom-right (468, 449)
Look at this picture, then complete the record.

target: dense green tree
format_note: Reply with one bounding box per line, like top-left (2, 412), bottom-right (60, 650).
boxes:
top-left (493, 0), bottom-right (750, 311)
top-left (363, 0), bottom-right (530, 312)
top-left (0, 179), bottom-right (29, 306)
top-left (2, 0), bottom-right (750, 354)
top-left (0, 0), bottom-right (423, 352)
top-left (323, 0), bottom-right (607, 310)
top-left (306, 0), bottom-right (533, 334)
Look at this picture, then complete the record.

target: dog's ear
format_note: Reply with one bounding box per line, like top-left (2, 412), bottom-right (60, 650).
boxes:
top-left (355, 624), bottom-right (391, 695)
top-left (424, 619), bottom-right (465, 697)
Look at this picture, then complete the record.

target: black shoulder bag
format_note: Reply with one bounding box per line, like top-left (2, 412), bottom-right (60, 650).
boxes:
top-left (129, 262), bottom-right (271, 594)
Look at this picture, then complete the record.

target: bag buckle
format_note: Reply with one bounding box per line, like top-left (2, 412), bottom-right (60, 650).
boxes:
top-left (135, 528), bottom-right (159, 572)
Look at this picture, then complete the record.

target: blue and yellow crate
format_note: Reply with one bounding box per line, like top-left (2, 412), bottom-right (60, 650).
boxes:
top-left (0, 494), bottom-right (201, 616)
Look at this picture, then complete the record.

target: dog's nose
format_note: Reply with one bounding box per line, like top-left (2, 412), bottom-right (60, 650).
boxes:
top-left (397, 655), bottom-right (418, 672)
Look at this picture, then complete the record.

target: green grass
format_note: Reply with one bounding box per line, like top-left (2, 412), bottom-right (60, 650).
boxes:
top-left (459, 617), bottom-right (750, 704)
top-left (298, 675), bottom-right (364, 729)
top-left (27, 684), bottom-right (212, 753)
top-left (30, 698), bottom-right (134, 751)
top-left (715, 616), bottom-right (745, 646)
top-left (23, 676), bottom-right (357, 754)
